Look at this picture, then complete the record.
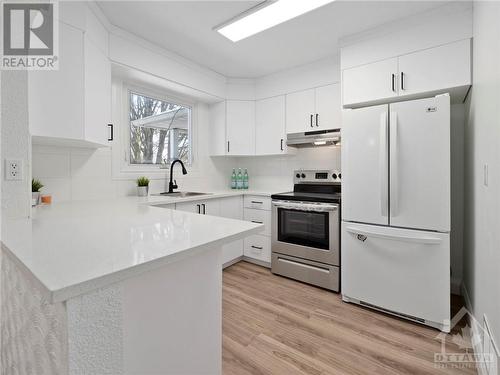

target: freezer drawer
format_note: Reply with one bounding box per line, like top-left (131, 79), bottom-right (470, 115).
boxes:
top-left (271, 253), bottom-right (339, 292)
top-left (341, 222), bottom-right (450, 331)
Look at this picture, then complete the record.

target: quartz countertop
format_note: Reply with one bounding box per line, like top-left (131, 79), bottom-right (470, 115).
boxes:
top-left (2, 194), bottom-right (266, 303)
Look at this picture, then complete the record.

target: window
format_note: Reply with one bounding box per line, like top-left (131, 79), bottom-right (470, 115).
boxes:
top-left (129, 91), bottom-right (191, 166)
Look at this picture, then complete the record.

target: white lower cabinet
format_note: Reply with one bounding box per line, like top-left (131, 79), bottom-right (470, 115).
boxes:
top-left (244, 235), bottom-right (271, 263)
top-left (174, 195), bottom-right (272, 267)
top-left (219, 197), bottom-right (244, 266)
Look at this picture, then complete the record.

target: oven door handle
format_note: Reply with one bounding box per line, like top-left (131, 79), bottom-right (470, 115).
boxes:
top-left (272, 201), bottom-right (338, 212)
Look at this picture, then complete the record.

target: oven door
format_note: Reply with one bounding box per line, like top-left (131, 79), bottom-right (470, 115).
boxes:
top-left (272, 200), bottom-right (339, 266)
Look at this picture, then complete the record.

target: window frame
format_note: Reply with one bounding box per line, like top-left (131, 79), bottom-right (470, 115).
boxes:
top-left (127, 88), bottom-right (193, 167)
top-left (111, 80), bottom-right (198, 180)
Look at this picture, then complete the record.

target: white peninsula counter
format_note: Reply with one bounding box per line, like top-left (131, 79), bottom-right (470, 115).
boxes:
top-left (1, 198), bottom-right (263, 375)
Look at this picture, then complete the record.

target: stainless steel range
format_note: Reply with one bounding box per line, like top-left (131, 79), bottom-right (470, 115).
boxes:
top-left (271, 169), bottom-right (341, 292)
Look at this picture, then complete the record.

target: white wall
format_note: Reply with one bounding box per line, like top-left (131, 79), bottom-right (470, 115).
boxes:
top-left (464, 0), bottom-right (500, 355)
top-left (1, 72), bottom-right (31, 220)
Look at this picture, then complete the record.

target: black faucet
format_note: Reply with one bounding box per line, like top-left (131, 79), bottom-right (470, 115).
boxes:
top-left (168, 159), bottom-right (187, 193)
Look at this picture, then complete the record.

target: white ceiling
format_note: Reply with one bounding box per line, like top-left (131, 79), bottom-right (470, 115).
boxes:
top-left (97, 1), bottom-right (449, 78)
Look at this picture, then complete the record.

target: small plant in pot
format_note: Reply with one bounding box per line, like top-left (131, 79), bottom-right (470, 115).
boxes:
top-left (32, 178), bottom-right (44, 206)
top-left (136, 176), bottom-right (150, 197)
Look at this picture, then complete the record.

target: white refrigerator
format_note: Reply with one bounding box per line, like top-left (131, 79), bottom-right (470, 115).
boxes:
top-left (341, 95), bottom-right (451, 332)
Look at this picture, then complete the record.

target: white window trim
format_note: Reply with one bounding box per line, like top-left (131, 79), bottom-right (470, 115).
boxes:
top-left (111, 80), bottom-right (202, 180)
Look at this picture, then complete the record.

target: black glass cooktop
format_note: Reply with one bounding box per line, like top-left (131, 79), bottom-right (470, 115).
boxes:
top-left (271, 191), bottom-right (341, 204)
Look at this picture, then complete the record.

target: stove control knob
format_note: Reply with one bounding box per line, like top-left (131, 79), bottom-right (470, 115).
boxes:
top-left (338, 173), bottom-right (341, 179)
top-left (301, 173), bottom-right (306, 178)
top-left (296, 173), bottom-right (301, 178)
top-left (332, 173), bottom-right (338, 179)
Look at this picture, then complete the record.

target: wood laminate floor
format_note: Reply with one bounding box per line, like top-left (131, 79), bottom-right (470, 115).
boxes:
top-left (223, 261), bottom-right (476, 375)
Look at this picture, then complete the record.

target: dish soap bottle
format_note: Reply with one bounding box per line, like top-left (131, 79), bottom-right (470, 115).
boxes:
top-left (231, 168), bottom-right (237, 189)
top-left (243, 169), bottom-right (249, 190)
top-left (236, 168), bottom-right (243, 189)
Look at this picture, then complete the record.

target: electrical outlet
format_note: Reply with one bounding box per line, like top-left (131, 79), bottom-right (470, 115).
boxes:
top-left (5, 159), bottom-right (23, 180)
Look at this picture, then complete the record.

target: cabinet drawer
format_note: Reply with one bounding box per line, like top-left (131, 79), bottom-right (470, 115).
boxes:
top-left (244, 235), bottom-right (271, 263)
top-left (244, 195), bottom-right (271, 210)
top-left (244, 208), bottom-right (271, 236)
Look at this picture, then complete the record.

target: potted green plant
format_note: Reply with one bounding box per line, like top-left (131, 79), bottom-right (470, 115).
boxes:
top-left (32, 178), bottom-right (44, 206)
top-left (136, 176), bottom-right (150, 197)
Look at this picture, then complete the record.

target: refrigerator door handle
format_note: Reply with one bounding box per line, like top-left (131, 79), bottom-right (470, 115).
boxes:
top-left (390, 111), bottom-right (398, 218)
top-left (345, 225), bottom-right (443, 245)
top-left (379, 112), bottom-right (388, 217)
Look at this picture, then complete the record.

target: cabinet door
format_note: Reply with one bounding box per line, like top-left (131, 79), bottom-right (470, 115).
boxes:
top-left (285, 88), bottom-right (315, 133)
top-left (219, 197), bottom-right (244, 265)
top-left (209, 101), bottom-right (226, 156)
top-left (315, 84), bottom-right (342, 130)
top-left (398, 39), bottom-right (471, 97)
top-left (84, 37), bottom-right (111, 145)
top-left (226, 100), bottom-right (255, 156)
top-left (342, 57), bottom-right (398, 107)
top-left (200, 199), bottom-right (220, 217)
top-left (175, 201), bottom-right (201, 214)
top-left (29, 22), bottom-right (85, 140)
top-left (255, 96), bottom-right (286, 155)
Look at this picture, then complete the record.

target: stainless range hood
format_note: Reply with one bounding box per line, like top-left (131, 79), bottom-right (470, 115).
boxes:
top-left (286, 128), bottom-right (341, 148)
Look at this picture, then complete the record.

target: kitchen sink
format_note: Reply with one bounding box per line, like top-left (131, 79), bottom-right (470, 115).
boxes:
top-left (154, 191), bottom-right (212, 198)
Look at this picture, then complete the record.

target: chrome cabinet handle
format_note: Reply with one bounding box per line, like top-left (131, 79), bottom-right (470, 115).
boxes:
top-left (196, 204), bottom-right (201, 214)
top-left (251, 220), bottom-right (263, 224)
top-left (400, 72), bottom-right (405, 90)
top-left (251, 245), bottom-right (263, 250)
top-left (227, 141), bottom-right (230, 153)
top-left (251, 201), bottom-right (263, 204)
top-left (310, 114), bottom-right (313, 127)
top-left (315, 114), bottom-right (319, 127)
top-left (280, 139), bottom-right (283, 151)
top-left (202, 203), bottom-right (206, 214)
top-left (391, 74), bottom-right (396, 92)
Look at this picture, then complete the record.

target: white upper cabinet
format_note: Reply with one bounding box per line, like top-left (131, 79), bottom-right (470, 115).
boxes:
top-left (29, 22), bottom-right (86, 142)
top-left (315, 84), bottom-right (342, 131)
top-left (397, 39), bottom-right (471, 97)
top-left (255, 96), bottom-right (288, 155)
top-left (226, 100), bottom-right (255, 156)
top-left (84, 37), bottom-right (111, 145)
top-left (342, 58), bottom-right (398, 107)
top-left (286, 83), bottom-right (342, 133)
top-left (342, 39), bottom-right (471, 108)
top-left (29, 14), bottom-right (111, 147)
top-left (209, 101), bottom-right (227, 156)
top-left (285, 88), bottom-right (315, 133)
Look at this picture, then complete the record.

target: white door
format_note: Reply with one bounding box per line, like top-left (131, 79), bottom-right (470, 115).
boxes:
top-left (398, 39), bottom-right (471, 97)
top-left (342, 57), bottom-right (398, 108)
top-left (342, 222), bottom-right (450, 330)
top-left (219, 197), bottom-right (243, 265)
top-left (389, 96), bottom-right (450, 232)
top-left (255, 96), bottom-right (286, 155)
top-left (209, 101), bottom-right (226, 156)
top-left (315, 84), bottom-right (342, 130)
top-left (84, 37), bottom-right (111, 145)
top-left (226, 100), bottom-right (255, 156)
top-left (285, 88), bottom-right (315, 133)
top-left (342, 104), bottom-right (389, 225)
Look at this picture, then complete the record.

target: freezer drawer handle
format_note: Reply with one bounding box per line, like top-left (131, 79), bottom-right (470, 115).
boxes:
top-left (345, 225), bottom-right (443, 245)
top-left (277, 257), bottom-right (330, 273)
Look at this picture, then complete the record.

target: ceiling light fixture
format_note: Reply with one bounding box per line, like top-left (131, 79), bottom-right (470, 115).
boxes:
top-left (216, 0), bottom-right (336, 42)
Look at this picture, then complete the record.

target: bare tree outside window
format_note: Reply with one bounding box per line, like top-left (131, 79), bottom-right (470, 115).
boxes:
top-left (129, 92), bottom-right (191, 165)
